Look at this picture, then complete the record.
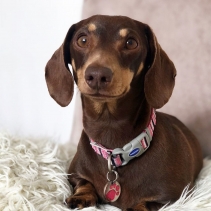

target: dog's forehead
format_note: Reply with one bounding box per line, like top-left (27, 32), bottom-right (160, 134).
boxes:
top-left (78, 15), bottom-right (140, 36)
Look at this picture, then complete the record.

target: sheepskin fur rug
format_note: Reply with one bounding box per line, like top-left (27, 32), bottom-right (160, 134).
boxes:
top-left (1, 133), bottom-right (211, 211)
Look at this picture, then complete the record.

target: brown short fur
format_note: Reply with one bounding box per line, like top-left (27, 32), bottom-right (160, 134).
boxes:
top-left (45, 15), bottom-right (203, 211)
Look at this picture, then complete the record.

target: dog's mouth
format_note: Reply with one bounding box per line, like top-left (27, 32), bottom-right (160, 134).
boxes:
top-left (83, 90), bottom-right (128, 101)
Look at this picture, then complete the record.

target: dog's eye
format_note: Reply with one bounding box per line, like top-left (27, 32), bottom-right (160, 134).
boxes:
top-left (77, 36), bottom-right (89, 48)
top-left (125, 38), bottom-right (138, 50)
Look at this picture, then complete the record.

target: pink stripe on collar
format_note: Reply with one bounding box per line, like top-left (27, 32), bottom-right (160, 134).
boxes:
top-left (90, 140), bottom-right (123, 167)
top-left (90, 109), bottom-right (156, 167)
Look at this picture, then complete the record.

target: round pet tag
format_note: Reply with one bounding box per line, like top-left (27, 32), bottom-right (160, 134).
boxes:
top-left (104, 181), bottom-right (121, 202)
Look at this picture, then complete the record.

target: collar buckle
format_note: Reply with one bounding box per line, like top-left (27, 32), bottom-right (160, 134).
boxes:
top-left (112, 130), bottom-right (152, 166)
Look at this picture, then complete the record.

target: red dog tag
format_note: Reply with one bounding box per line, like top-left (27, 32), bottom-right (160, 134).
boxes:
top-left (104, 181), bottom-right (121, 202)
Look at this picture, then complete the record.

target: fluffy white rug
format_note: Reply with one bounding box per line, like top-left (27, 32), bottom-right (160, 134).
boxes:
top-left (0, 133), bottom-right (211, 211)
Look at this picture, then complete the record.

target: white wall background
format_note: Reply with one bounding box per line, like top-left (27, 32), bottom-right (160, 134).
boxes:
top-left (0, 0), bottom-right (83, 143)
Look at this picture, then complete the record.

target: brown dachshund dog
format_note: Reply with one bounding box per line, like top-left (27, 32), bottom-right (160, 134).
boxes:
top-left (45, 15), bottom-right (203, 211)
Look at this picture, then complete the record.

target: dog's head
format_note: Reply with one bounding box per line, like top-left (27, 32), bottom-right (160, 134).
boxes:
top-left (45, 15), bottom-right (176, 109)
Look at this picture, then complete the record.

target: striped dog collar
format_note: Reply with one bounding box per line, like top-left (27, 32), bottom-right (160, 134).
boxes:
top-left (90, 109), bottom-right (156, 167)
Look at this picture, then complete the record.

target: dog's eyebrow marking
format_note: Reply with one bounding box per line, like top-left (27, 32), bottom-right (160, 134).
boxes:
top-left (88, 23), bottom-right (97, 32)
top-left (119, 29), bottom-right (129, 37)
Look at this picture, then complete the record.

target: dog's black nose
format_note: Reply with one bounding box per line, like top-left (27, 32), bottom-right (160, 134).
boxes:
top-left (85, 66), bottom-right (113, 90)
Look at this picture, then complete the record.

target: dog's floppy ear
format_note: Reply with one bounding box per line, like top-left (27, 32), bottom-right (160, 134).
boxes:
top-left (144, 25), bottom-right (177, 109)
top-left (45, 24), bottom-right (76, 107)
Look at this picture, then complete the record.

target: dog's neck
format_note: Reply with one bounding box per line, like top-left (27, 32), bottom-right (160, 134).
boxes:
top-left (81, 90), bottom-right (151, 149)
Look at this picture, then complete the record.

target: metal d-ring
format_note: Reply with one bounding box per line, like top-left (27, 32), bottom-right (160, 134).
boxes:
top-left (108, 154), bottom-right (113, 172)
top-left (107, 154), bottom-right (119, 183)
